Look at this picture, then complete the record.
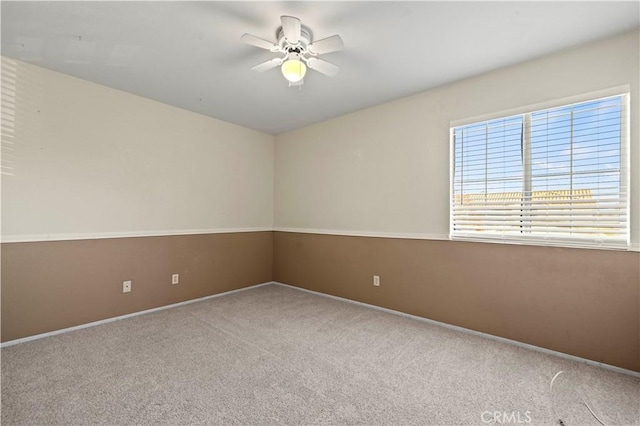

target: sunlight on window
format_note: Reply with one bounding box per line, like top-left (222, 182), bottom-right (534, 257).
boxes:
top-left (1, 58), bottom-right (17, 176)
top-left (0, 57), bottom-right (44, 178)
top-left (451, 94), bottom-right (628, 249)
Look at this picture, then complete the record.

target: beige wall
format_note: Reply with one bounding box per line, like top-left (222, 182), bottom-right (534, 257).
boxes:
top-left (1, 58), bottom-right (275, 242)
top-left (1, 59), bottom-right (275, 342)
top-left (274, 30), bottom-right (640, 248)
top-left (273, 31), bottom-right (640, 372)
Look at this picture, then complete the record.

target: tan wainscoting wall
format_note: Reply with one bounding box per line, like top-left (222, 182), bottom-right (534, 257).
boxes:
top-left (1, 231), bottom-right (273, 343)
top-left (273, 231), bottom-right (640, 372)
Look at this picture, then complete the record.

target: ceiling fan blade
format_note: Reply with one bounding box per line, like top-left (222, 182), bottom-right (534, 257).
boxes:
top-left (251, 58), bottom-right (283, 72)
top-left (241, 33), bottom-right (278, 51)
top-left (308, 35), bottom-right (344, 55)
top-left (306, 57), bottom-right (339, 77)
top-left (281, 15), bottom-right (301, 44)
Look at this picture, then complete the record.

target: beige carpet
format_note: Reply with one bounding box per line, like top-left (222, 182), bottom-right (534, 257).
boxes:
top-left (2, 283), bottom-right (638, 425)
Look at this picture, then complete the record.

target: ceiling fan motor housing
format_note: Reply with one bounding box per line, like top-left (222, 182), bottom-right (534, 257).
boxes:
top-left (277, 26), bottom-right (313, 55)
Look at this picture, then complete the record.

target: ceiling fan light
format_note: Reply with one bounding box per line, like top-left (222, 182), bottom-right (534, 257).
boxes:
top-left (281, 58), bottom-right (306, 82)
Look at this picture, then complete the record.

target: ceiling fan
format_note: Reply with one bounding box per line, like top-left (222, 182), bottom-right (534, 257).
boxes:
top-left (241, 15), bottom-right (344, 87)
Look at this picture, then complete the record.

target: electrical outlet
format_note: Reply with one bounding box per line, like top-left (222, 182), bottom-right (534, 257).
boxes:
top-left (373, 275), bottom-right (380, 286)
top-left (172, 273), bottom-right (179, 285)
top-left (122, 280), bottom-right (132, 293)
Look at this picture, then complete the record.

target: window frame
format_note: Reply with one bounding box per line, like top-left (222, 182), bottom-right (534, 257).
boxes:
top-left (449, 91), bottom-right (630, 250)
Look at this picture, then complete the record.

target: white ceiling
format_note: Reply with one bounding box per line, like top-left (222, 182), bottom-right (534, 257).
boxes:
top-left (2, 1), bottom-right (639, 135)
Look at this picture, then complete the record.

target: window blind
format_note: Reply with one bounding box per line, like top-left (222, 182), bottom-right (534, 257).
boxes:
top-left (451, 94), bottom-right (628, 249)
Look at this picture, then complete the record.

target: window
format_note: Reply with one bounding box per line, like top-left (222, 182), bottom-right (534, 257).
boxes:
top-left (451, 94), bottom-right (629, 249)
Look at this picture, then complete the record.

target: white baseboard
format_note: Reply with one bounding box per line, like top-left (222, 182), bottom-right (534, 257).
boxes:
top-left (0, 281), bottom-right (273, 348)
top-left (4, 280), bottom-right (638, 378)
top-left (273, 282), bottom-right (640, 378)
